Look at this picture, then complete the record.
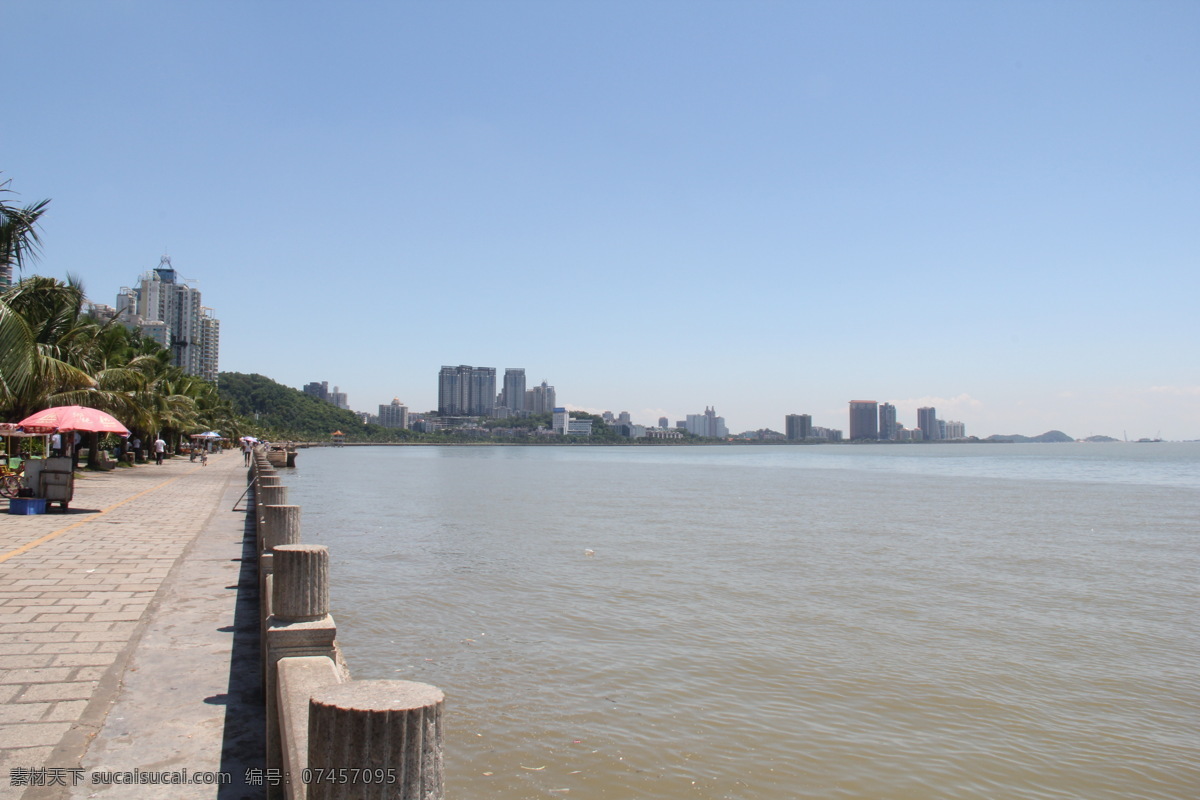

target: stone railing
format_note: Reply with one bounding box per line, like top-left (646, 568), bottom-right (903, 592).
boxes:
top-left (250, 451), bottom-right (445, 799)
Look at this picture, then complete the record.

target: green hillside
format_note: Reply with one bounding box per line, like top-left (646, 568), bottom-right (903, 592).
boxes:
top-left (218, 372), bottom-right (407, 442)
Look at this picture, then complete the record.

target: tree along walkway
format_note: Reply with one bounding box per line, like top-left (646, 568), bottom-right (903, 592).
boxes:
top-left (0, 451), bottom-right (264, 799)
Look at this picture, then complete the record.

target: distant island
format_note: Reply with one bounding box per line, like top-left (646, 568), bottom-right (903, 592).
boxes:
top-left (984, 430), bottom-right (1076, 444)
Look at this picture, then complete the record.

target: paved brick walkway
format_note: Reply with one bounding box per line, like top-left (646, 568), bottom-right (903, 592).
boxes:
top-left (0, 451), bottom-right (260, 799)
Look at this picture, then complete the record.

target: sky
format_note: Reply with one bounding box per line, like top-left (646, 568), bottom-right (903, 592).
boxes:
top-left (4, 1), bottom-right (1198, 440)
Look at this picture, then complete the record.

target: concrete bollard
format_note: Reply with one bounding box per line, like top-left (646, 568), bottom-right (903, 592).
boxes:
top-left (262, 505), bottom-right (302, 554)
top-left (307, 681), bottom-right (445, 800)
top-left (266, 545), bottom-right (337, 795)
top-left (257, 485), bottom-right (288, 543)
top-left (259, 505), bottom-right (303, 672)
top-left (254, 489), bottom-right (289, 551)
top-left (273, 544), bottom-right (328, 621)
top-left (254, 472), bottom-right (281, 507)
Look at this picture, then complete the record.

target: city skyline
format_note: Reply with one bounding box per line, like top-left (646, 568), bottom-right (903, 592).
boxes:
top-left (5, 3), bottom-right (1197, 440)
top-left (310, 366), bottom-right (983, 440)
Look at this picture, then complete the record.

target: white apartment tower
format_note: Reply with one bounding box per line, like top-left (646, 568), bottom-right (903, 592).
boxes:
top-left (685, 407), bottom-right (729, 438)
top-left (379, 398), bottom-right (410, 429)
top-left (119, 256), bottom-right (220, 381)
top-left (199, 312), bottom-right (220, 383)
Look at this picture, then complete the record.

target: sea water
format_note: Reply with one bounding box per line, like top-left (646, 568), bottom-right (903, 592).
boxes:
top-left (285, 442), bottom-right (1199, 799)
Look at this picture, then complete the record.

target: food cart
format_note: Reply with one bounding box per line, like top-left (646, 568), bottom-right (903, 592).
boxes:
top-left (38, 457), bottom-right (75, 509)
top-left (15, 406), bottom-right (132, 514)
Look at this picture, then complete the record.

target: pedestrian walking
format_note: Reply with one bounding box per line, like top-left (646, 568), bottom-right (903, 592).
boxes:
top-left (242, 439), bottom-right (253, 467)
top-left (153, 436), bottom-right (166, 465)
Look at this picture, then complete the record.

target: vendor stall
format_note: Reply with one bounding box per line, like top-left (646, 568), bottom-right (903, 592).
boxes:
top-left (16, 405), bottom-right (131, 512)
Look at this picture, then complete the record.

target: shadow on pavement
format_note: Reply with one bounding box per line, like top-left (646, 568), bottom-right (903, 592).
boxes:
top-left (217, 504), bottom-right (266, 799)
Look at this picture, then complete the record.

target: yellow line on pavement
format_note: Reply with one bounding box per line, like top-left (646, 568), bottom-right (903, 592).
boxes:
top-left (0, 466), bottom-right (205, 564)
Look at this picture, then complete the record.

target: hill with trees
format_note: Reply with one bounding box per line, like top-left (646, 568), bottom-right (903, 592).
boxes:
top-left (218, 372), bottom-right (409, 442)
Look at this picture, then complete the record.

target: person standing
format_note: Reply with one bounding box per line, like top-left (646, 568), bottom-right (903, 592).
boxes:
top-left (50, 432), bottom-right (63, 458)
top-left (242, 439), bottom-right (253, 467)
top-left (153, 435), bottom-right (166, 465)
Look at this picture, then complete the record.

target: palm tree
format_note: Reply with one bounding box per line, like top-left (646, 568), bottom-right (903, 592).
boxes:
top-left (0, 175), bottom-right (50, 289)
top-left (0, 276), bottom-right (99, 422)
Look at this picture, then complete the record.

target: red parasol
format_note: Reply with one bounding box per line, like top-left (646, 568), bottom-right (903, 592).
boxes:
top-left (17, 405), bottom-right (131, 437)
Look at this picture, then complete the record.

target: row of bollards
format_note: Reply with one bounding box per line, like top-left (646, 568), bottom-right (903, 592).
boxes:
top-left (249, 450), bottom-right (444, 800)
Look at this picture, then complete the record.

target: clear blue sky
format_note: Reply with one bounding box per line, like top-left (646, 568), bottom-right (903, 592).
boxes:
top-left (5, 1), bottom-right (1197, 439)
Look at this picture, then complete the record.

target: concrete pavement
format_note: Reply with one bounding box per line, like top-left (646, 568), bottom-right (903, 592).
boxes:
top-left (0, 451), bottom-right (265, 799)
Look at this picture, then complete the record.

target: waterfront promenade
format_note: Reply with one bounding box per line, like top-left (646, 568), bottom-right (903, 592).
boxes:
top-left (0, 452), bottom-right (263, 799)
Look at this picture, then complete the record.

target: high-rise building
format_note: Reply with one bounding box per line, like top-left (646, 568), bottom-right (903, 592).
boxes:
top-left (879, 403), bottom-right (897, 441)
top-left (140, 321), bottom-right (170, 350)
top-left (198, 313), bottom-right (220, 383)
top-left (468, 367), bottom-right (496, 416)
top-left (917, 407), bottom-right (941, 441)
top-left (785, 414), bottom-right (813, 441)
top-left (658, 416), bottom-right (669, 429)
top-left (438, 365), bottom-right (496, 416)
top-left (114, 288), bottom-right (137, 320)
top-left (304, 381), bottom-right (347, 409)
top-left (117, 256), bottom-right (219, 380)
top-left (849, 401), bottom-right (879, 440)
top-left (526, 380), bottom-right (556, 414)
top-left (500, 368), bottom-right (527, 413)
top-left (379, 398), bottom-right (409, 429)
top-left (944, 420), bottom-right (966, 439)
top-left (303, 382), bottom-right (330, 401)
top-left (438, 366), bottom-right (468, 416)
top-left (685, 407), bottom-right (728, 438)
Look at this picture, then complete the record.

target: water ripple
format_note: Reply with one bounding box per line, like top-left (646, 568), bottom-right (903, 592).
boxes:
top-left (290, 445), bottom-right (1200, 800)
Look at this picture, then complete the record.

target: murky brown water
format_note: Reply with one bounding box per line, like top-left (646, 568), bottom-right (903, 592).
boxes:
top-left (287, 443), bottom-right (1199, 799)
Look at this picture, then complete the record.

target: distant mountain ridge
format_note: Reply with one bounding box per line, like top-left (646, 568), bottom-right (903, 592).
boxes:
top-left (984, 430), bottom-right (1076, 443)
